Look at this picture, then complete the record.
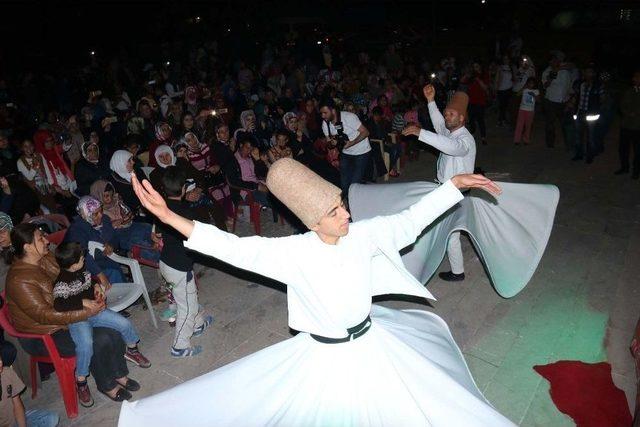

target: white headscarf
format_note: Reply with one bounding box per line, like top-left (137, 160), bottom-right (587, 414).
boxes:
top-left (154, 144), bottom-right (176, 169)
top-left (110, 149), bottom-right (133, 182)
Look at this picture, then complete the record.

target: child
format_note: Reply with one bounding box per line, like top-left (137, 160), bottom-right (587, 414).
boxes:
top-left (514, 77), bottom-right (540, 145)
top-left (53, 242), bottom-right (150, 407)
top-left (0, 354), bottom-right (59, 427)
top-left (157, 166), bottom-right (213, 358)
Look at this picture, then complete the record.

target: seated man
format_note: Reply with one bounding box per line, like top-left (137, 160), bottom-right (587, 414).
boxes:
top-left (224, 138), bottom-right (270, 208)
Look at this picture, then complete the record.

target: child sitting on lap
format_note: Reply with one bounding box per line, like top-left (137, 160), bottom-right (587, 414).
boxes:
top-left (53, 242), bottom-right (151, 406)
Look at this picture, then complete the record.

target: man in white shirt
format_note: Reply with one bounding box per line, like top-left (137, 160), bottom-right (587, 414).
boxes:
top-left (320, 98), bottom-right (371, 195)
top-left (541, 52), bottom-right (573, 148)
top-left (402, 85), bottom-right (476, 282)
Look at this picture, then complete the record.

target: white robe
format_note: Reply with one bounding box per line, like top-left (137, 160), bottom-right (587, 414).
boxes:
top-left (118, 180), bottom-right (515, 426)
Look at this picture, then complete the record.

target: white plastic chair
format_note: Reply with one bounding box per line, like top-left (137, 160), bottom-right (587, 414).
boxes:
top-left (88, 241), bottom-right (158, 328)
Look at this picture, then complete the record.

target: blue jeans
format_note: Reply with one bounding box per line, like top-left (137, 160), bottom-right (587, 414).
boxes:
top-left (68, 309), bottom-right (139, 377)
top-left (339, 151), bottom-right (371, 195)
top-left (19, 409), bottom-right (59, 427)
top-left (115, 222), bottom-right (160, 263)
top-left (94, 252), bottom-right (125, 283)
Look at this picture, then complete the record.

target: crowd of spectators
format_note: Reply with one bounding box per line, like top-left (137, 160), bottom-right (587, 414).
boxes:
top-left (0, 27), bottom-right (637, 421)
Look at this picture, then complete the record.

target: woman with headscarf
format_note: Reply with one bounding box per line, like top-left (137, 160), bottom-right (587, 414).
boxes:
top-left (90, 180), bottom-right (160, 264)
top-left (233, 110), bottom-right (262, 150)
top-left (74, 141), bottom-right (111, 196)
top-left (63, 196), bottom-right (125, 285)
top-left (16, 139), bottom-right (59, 213)
top-left (32, 129), bottom-right (76, 195)
top-left (282, 112), bottom-right (312, 162)
top-left (147, 122), bottom-right (175, 167)
top-left (109, 150), bottom-right (143, 216)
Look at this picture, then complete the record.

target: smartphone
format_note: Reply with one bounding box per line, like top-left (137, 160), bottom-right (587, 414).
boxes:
top-left (147, 80), bottom-right (156, 85)
top-left (5, 103), bottom-right (14, 108)
top-left (210, 108), bottom-right (229, 116)
top-left (89, 90), bottom-right (102, 98)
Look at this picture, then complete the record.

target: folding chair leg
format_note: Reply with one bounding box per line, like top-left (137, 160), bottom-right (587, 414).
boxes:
top-left (57, 360), bottom-right (79, 419)
top-left (139, 283), bottom-right (158, 328)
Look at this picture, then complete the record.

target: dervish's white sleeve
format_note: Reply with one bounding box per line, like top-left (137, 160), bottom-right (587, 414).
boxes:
top-left (184, 222), bottom-right (296, 285)
top-left (427, 101), bottom-right (449, 136)
top-left (418, 128), bottom-right (470, 157)
top-left (362, 180), bottom-right (463, 251)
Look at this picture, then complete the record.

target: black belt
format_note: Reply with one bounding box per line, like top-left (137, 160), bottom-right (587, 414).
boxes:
top-left (310, 315), bottom-right (372, 344)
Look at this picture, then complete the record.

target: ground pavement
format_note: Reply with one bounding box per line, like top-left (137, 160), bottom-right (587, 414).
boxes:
top-left (23, 116), bottom-right (639, 426)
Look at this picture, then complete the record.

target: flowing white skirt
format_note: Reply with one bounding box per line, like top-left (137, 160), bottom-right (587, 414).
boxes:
top-left (119, 305), bottom-right (514, 426)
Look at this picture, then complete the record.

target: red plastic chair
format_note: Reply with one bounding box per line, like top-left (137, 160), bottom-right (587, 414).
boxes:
top-left (45, 229), bottom-right (67, 246)
top-left (231, 191), bottom-right (262, 236)
top-left (130, 243), bottom-right (160, 268)
top-left (0, 292), bottom-right (78, 418)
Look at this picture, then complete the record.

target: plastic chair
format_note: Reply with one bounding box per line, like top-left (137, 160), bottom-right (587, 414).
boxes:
top-left (231, 189), bottom-right (262, 236)
top-left (371, 138), bottom-right (401, 182)
top-left (45, 229), bottom-right (67, 246)
top-left (87, 241), bottom-right (158, 328)
top-left (0, 293), bottom-right (79, 419)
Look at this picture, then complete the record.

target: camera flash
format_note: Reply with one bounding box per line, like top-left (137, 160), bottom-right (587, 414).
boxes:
top-left (430, 73), bottom-right (436, 79)
top-left (90, 51), bottom-right (95, 56)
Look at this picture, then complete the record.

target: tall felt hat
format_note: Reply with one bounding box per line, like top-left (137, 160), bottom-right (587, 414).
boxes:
top-left (266, 158), bottom-right (342, 228)
top-left (446, 91), bottom-right (469, 118)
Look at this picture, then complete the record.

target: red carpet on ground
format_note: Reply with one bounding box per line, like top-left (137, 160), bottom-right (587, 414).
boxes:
top-left (533, 361), bottom-right (632, 427)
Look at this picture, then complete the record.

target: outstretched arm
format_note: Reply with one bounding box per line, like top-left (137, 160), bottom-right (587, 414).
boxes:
top-left (132, 173), bottom-right (195, 238)
top-left (364, 174), bottom-right (501, 251)
top-left (403, 125), bottom-right (471, 157)
top-left (131, 173), bottom-right (295, 284)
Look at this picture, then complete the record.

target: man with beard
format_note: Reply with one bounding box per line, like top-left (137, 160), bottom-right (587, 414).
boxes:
top-left (402, 85), bottom-right (476, 282)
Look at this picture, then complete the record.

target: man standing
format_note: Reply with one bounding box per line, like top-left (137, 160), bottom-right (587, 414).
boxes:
top-left (572, 63), bottom-right (604, 163)
top-left (541, 52), bottom-right (573, 148)
top-left (320, 98), bottom-right (371, 195)
top-left (402, 85), bottom-right (476, 282)
top-left (615, 70), bottom-right (640, 179)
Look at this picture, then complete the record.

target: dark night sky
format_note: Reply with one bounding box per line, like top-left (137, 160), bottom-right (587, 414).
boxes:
top-left (0, 1), bottom-right (638, 72)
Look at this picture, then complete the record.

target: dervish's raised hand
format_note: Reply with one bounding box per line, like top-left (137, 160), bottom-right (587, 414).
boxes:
top-left (423, 84), bottom-right (436, 102)
top-left (451, 174), bottom-right (502, 197)
top-left (402, 124), bottom-right (421, 137)
top-left (131, 172), bottom-right (171, 222)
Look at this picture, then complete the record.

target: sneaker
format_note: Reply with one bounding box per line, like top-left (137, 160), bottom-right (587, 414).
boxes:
top-left (389, 169), bottom-right (400, 178)
top-left (171, 345), bottom-right (203, 358)
top-left (124, 346), bottom-right (152, 368)
top-left (438, 271), bottom-right (466, 282)
top-left (77, 381), bottom-right (94, 407)
top-left (192, 315), bottom-right (214, 337)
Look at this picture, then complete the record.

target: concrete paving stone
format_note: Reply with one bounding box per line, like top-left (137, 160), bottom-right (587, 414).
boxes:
top-left (519, 381), bottom-right (575, 427)
top-left (482, 380), bottom-right (533, 425)
top-left (611, 372), bottom-right (636, 412)
top-left (605, 326), bottom-right (636, 377)
top-left (463, 353), bottom-right (499, 393)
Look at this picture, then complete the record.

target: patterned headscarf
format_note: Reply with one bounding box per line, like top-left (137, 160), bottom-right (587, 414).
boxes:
top-left (76, 196), bottom-right (102, 226)
top-left (0, 212), bottom-right (13, 231)
top-left (81, 141), bottom-right (99, 164)
top-left (155, 122), bottom-right (172, 142)
top-left (282, 112), bottom-right (297, 130)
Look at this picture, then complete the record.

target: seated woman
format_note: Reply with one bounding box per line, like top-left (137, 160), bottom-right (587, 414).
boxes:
top-left (64, 196), bottom-right (125, 285)
top-left (90, 180), bottom-right (160, 264)
top-left (32, 130), bottom-right (77, 217)
top-left (182, 132), bottom-right (233, 214)
top-left (5, 223), bottom-right (138, 405)
top-left (74, 141), bottom-right (111, 197)
top-left (227, 138), bottom-right (270, 208)
top-left (109, 150), bottom-right (144, 218)
top-left (16, 139), bottom-right (60, 213)
top-left (153, 143), bottom-right (228, 230)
